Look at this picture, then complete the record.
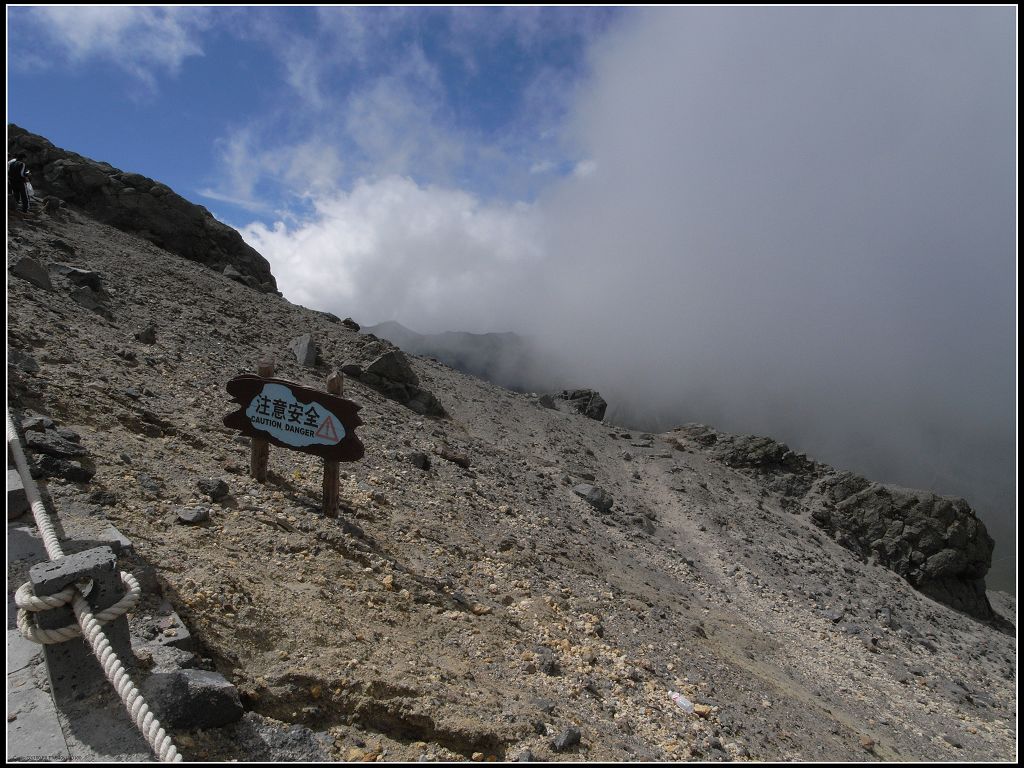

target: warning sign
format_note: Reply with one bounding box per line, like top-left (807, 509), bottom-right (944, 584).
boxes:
top-left (243, 382), bottom-right (343, 448)
top-left (223, 375), bottom-right (363, 462)
top-left (315, 415), bottom-right (339, 442)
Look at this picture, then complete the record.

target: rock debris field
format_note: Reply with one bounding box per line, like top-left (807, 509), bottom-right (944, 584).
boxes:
top-left (7, 205), bottom-right (1016, 762)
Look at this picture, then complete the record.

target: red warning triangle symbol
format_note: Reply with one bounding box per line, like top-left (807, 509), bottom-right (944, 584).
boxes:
top-left (314, 414), bottom-right (339, 442)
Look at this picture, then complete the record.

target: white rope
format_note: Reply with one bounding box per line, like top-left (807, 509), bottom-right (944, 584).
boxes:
top-left (16, 572), bottom-right (142, 644)
top-left (7, 409), bottom-right (183, 762)
top-left (7, 412), bottom-right (66, 561)
top-left (73, 592), bottom-right (180, 762)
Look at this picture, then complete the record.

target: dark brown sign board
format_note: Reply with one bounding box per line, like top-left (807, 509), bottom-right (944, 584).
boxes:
top-left (224, 375), bottom-right (364, 461)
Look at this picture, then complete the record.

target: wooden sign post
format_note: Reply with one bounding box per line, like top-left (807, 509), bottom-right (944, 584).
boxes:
top-left (323, 372), bottom-right (343, 517)
top-left (225, 367), bottom-right (364, 514)
top-left (250, 360), bottom-right (274, 482)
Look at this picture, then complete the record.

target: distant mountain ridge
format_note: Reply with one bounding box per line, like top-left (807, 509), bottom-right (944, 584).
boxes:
top-left (362, 321), bottom-right (551, 394)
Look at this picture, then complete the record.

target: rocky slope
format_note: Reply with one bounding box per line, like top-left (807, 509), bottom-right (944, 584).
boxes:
top-left (7, 125), bottom-right (276, 292)
top-left (7, 194), bottom-right (1016, 761)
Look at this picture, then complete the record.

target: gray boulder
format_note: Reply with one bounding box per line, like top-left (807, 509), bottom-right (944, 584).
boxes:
top-left (141, 669), bottom-right (243, 729)
top-left (558, 389), bottom-right (607, 421)
top-left (21, 415), bottom-right (54, 432)
top-left (215, 712), bottom-right (335, 762)
top-left (289, 334), bottom-right (318, 367)
top-left (340, 363), bottom-right (363, 378)
top-left (25, 429), bottom-right (87, 458)
top-left (573, 484), bottom-right (614, 513)
top-left (10, 256), bottom-right (53, 291)
top-left (35, 455), bottom-right (95, 483)
top-left (357, 350), bottom-right (446, 418)
top-left (365, 350), bottom-right (419, 386)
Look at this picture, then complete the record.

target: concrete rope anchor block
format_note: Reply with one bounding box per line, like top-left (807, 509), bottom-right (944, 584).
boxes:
top-left (29, 546), bottom-right (135, 703)
top-left (8, 468), bottom-right (30, 520)
top-left (99, 524), bottom-right (134, 556)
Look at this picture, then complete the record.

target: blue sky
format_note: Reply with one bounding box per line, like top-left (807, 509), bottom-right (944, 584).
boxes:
top-left (6, 7), bottom-right (1017, 587)
top-left (8, 6), bottom-right (620, 221)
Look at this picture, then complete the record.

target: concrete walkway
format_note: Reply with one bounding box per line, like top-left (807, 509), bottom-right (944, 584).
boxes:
top-left (7, 520), bottom-right (72, 761)
top-left (7, 495), bottom-right (152, 761)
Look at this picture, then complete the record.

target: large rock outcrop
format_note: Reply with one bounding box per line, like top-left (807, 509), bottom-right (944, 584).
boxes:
top-left (341, 338), bottom-right (446, 418)
top-left (672, 424), bottom-right (996, 621)
top-left (7, 124), bottom-right (277, 293)
top-left (808, 478), bottom-right (995, 620)
top-left (557, 389), bottom-right (608, 421)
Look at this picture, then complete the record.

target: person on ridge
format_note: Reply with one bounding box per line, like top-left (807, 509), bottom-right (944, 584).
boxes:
top-left (8, 153), bottom-right (29, 214)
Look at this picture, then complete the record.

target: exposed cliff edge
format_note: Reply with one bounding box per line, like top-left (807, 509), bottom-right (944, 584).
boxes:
top-left (8, 124), bottom-right (277, 293)
top-left (670, 424), bottom-right (997, 622)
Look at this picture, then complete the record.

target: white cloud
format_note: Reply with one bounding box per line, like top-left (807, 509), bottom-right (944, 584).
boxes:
top-left (230, 6), bottom-right (1013, 589)
top-left (26, 7), bottom-right (207, 82)
top-left (240, 176), bottom-right (542, 333)
top-left (202, 128), bottom-right (345, 211)
top-left (571, 160), bottom-right (597, 178)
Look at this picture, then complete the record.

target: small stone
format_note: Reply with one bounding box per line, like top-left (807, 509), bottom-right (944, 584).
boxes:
top-left (572, 484), bottom-right (613, 513)
top-left (471, 753), bottom-right (484, 762)
top-left (408, 452), bottom-right (431, 470)
top-left (859, 735), bottom-right (875, 751)
top-left (693, 703), bottom-right (713, 718)
top-left (438, 448), bottom-right (471, 469)
top-left (71, 286), bottom-right (111, 317)
top-left (471, 603), bottom-right (492, 616)
top-left (197, 477), bottom-right (229, 501)
top-left (135, 323), bottom-right (157, 344)
top-left (177, 506), bottom-right (210, 525)
top-left (552, 726), bottom-right (581, 752)
top-left (536, 648), bottom-right (560, 676)
top-left (137, 474), bottom-right (163, 494)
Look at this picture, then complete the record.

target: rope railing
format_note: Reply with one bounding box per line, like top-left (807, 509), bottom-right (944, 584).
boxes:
top-left (7, 409), bottom-right (183, 762)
